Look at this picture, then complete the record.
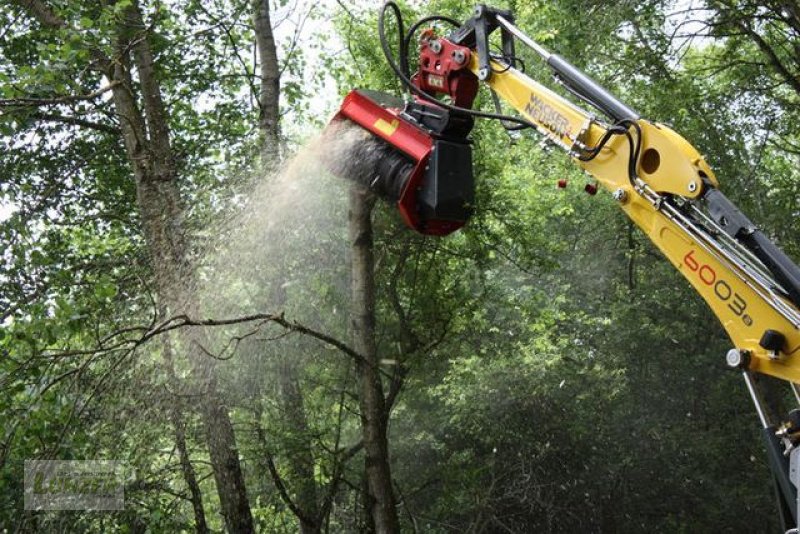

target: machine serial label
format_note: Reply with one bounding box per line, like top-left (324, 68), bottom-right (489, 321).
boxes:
top-left (524, 94), bottom-right (570, 140)
top-left (427, 74), bottom-right (445, 89)
top-left (684, 249), bottom-right (753, 327)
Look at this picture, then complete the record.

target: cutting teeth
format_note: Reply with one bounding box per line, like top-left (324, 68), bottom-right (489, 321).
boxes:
top-left (323, 120), bottom-right (414, 202)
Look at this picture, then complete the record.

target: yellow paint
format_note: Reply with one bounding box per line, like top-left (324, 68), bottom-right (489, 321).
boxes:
top-left (374, 118), bottom-right (400, 137)
top-left (470, 57), bottom-right (800, 383)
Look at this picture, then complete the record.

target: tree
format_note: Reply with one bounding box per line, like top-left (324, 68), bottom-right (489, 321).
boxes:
top-left (3, 1), bottom-right (255, 530)
top-left (348, 187), bottom-right (401, 533)
top-left (1, 0), bottom-right (798, 531)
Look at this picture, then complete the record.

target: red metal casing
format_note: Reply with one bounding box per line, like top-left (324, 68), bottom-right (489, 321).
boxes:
top-left (332, 89), bottom-right (467, 236)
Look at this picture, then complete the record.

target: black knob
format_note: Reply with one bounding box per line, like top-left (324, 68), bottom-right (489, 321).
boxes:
top-left (759, 329), bottom-right (786, 353)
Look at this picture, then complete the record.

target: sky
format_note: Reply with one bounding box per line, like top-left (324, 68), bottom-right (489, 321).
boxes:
top-left (0, 203), bottom-right (11, 223)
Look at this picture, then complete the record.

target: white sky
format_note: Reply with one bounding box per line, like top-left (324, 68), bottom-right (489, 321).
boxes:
top-left (0, 202), bottom-right (12, 223)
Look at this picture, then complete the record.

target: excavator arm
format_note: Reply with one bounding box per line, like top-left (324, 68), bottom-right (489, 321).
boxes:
top-left (465, 13), bottom-right (800, 384)
top-left (328, 3), bottom-right (800, 527)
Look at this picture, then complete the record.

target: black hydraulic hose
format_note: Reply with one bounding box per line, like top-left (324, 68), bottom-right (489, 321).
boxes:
top-left (379, 2), bottom-right (643, 181)
top-left (378, 1), bottom-right (538, 129)
top-left (577, 125), bottom-right (627, 161)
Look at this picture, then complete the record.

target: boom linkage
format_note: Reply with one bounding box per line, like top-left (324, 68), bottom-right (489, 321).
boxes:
top-left (404, 4), bottom-right (800, 527)
top-left (330, 3), bottom-right (800, 527)
top-left (444, 7), bottom-right (800, 382)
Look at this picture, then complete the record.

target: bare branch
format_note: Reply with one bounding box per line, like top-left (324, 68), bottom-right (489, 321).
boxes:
top-left (277, 4), bottom-right (316, 78)
top-left (22, 111), bottom-right (121, 134)
top-left (195, 3), bottom-right (260, 112)
top-left (164, 314), bottom-right (366, 364)
top-left (264, 452), bottom-right (318, 527)
top-left (334, 0), bottom-right (355, 19)
top-left (42, 312), bottom-right (370, 369)
top-left (0, 82), bottom-right (119, 108)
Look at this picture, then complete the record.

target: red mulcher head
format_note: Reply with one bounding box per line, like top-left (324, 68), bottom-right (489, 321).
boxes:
top-left (329, 90), bottom-right (475, 236)
top-left (326, 27), bottom-right (479, 236)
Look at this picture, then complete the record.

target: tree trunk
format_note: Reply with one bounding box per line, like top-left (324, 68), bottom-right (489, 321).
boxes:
top-left (12, 0), bottom-right (255, 531)
top-left (171, 402), bottom-right (209, 534)
top-left (278, 358), bottom-right (321, 534)
top-left (8, 0), bottom-right (257, 530)
top-left (348, 187), bottom-right (400, 534)
top-left (111, 4), bottom-right (256, 533)
top-left (252, 3), bottom-right (324, 531)
top-left (253, 0), bottom-right (282, 165)
top-left (162, 330), bottom-right (209, 534)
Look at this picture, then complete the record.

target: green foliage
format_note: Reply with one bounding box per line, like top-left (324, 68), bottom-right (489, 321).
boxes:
top-left (1, 0), bottom-right (798, 531)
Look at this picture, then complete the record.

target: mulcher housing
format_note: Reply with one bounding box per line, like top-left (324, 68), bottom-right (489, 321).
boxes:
top-left (331, 90), bottom-right (475, 236)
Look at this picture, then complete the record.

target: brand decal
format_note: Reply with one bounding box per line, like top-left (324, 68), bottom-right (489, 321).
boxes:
top-left (684, 250), bottom-right (753, 326)
top-left (524, 94), bottom-right (570, 139)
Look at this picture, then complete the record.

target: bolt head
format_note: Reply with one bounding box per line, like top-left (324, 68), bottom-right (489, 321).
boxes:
top-left (429, 40), bottom-right (442, 54)
top-left (688, 181), bottom-right (698, 193)
top-left (452, 50), bottom-right (466, 65)
top-left (726, 349), bottom-right (749, 368)
top-left (612, 188), bottom-right (628, 203)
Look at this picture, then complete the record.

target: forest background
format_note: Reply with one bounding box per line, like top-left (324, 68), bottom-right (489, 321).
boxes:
top-left (1, 0), bottom-right (799, 532)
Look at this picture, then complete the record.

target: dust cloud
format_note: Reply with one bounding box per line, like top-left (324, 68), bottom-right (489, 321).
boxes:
top-left (189, 120), bottom-right (396, 353)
